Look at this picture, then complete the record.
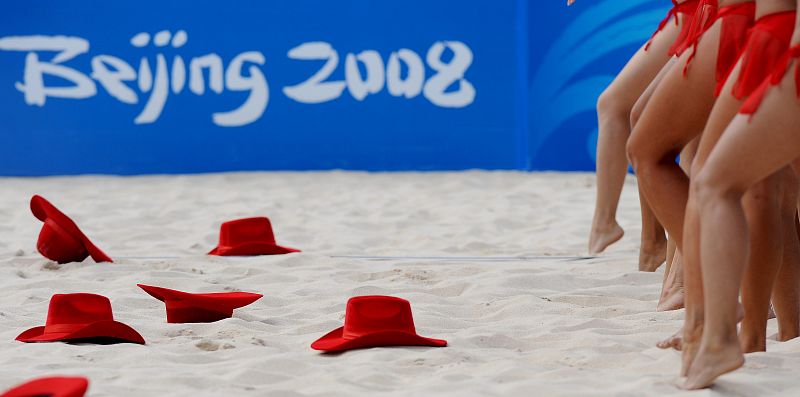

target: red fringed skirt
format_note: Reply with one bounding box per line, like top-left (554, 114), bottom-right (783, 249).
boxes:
top-left (646, 0), bottom-right (703, 55)
top-left (676, 1), bottom-right (756, 93)
top-left (713, 2), bottom-right (756, 96)
top-left (737, 11), bottom-right (798, 115)
top-left (674, 0), bottom-right (719, 63)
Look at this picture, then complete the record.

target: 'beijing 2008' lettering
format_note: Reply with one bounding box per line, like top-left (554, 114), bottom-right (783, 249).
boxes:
top-left (0, 31), bottom-right (476, 127)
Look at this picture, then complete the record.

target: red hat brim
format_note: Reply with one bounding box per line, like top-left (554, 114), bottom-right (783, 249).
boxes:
top-left (0, 376), bottom-right (89, 397)
top-left (208, 242), bottom-right (299, 256)
top-left (311, 326), bottom-right (447, 352)
top-left (30, 195), bottom-right (113, 263)
top-left (16, 320), bottom-right (145, 345)
top-left (137, 284), bottom-right (263, 309)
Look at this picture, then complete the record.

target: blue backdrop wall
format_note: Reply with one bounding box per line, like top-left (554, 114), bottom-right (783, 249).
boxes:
top-left (0, 0), bottom-right (668, 176)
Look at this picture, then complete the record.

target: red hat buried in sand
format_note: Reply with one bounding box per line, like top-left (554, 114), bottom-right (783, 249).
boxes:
top-left (30, 195), bottom-right (113, 264)
top-left (16, 293), bottom-right (144, 345)
top-left (209, 217), bottom-right (299, 256)
top-left (311, 296), bottom-right (447, 352)
top-left (138, 284), bottom-right (263, 323)
top-left (0, 376), bottom-right (89, 397)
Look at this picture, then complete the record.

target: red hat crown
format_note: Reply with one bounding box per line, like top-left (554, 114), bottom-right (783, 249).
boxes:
top-left (37, 219), bottom-right (88, 263)
top-left (30, 195), bottom-right (113, 263)
top-left (342, 296), bottom-right (416, 339)
top-left (44, 294), bottom-right (114, 335)
top-left (164, 300), bottom-right (233, 323)
top-left (219, 217), bottom-right (276, 246)
top-left (137, 284), bottom-right (262, 323)
top-left (0, 376), bottom-right (89, 397)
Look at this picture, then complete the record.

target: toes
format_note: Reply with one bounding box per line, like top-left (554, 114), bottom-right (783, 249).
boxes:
top-left (682, 370), bottom-right (716, 390)
top-left (682, 378), bottom-right (706, 390)
top-left (656, 334), bottom-right (682, 350)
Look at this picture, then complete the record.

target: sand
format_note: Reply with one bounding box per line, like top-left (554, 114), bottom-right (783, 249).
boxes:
top-left (1, 171), bottom-right (799, 396)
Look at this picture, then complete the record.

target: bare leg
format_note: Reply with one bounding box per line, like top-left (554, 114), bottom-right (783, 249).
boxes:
top-left (660, 137), bottom-right (698, 282)
top-left (626, 20), bottom-right (723, 368)
top-left (738, 170), bottom-right (786, 353)
top-left (664, 238), bottom-right (678, 282)
top-left (771, 178), bottom-right (800, 342)
top-left (686, 60), bottom-right (800, 390)
top-left (631, 59), bottom-right (679, 270)
top-left (659, 60), bottom-right (745, 353)
top-left (658, 237), bottom-right (682, 304)
top-left (656, 239), bottom-right (687, 349)
top-left (589, 20), bottom-right (681, 255)
top-left (656, 140), bottom-right (699, 310)
top-left (658, 252), bottom-right (687, 311)
top-left (628, 19), bottom-right (723, 251)
top-left (639, 185), bottom-right (669, 271)
top-left (680, 52), bottom-right (748, 374)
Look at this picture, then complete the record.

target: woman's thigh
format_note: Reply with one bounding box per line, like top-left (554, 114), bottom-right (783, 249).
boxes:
top-left (699, 62), bottom-right (800, 192)
top-left (603, 19), bottom-right (682, 109)
top-left (629, 22), bottom-right (723, 160)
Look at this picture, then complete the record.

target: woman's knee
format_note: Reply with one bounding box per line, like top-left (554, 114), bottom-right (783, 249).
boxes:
top-left (630, 98), bottom-right (646, 130)
top-left (597, 86), bottom-right (631, 122)
top-left (626, 133), bottom-right (645, 171)
top-left (626, 130), bottom-right (666, 175)
top-left (693, 168), bottom-right (746, 208)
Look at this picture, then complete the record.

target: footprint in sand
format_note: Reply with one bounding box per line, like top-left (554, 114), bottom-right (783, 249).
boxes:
top-left (197, 340), bottom-right (236, 351)
top-left (196, 340), bottom-right (220, 351)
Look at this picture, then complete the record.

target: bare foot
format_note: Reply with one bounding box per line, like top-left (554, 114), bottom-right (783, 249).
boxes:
top-left (681, 320), bottom-right (703, 376)
top-left (658, 287), bottom-right (685, 312)
top-left (639, 238), bottom-right (667, 272)
top-left (657, 327), bottom-right (683, 350)
top-left (683, 341), bottom-right (744, 390)
top-left (588, 222), bottom-right (624, 255)
top-left (657, 262), bottom-right (685, 311)
top-left (682, 306), bottom-right (743, 376)
top-left (681, 333), bottom-right (701, 377)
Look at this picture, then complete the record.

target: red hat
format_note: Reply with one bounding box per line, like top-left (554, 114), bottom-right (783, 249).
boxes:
top-left (16, 293), bottom-right (144, 344)
top-left (30, 195), bottom-right (113, 264)
top-left (138, 284), bottom-right (263, 323)
top-left (0, 376), bottom-right (88, 397)
top-left (311, 296), bottom-right (447, 352)
top-left (208, 217), bottom-right (299, 256)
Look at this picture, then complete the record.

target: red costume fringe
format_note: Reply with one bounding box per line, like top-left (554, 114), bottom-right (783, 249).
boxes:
top-left (677, 0), bottom-right (719, 73)
top-left (645, 0), bottom-right (702, 54)
top-left (714, 2), bottom-right (756, 96)
top-left (740, 44), bottom-right (800, 116)
top-left (731, 11), bottom-right (796, 101)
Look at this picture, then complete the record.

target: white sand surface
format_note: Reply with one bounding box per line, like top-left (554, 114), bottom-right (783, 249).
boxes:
top-left (1, 172), bottom-right (798, 396)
